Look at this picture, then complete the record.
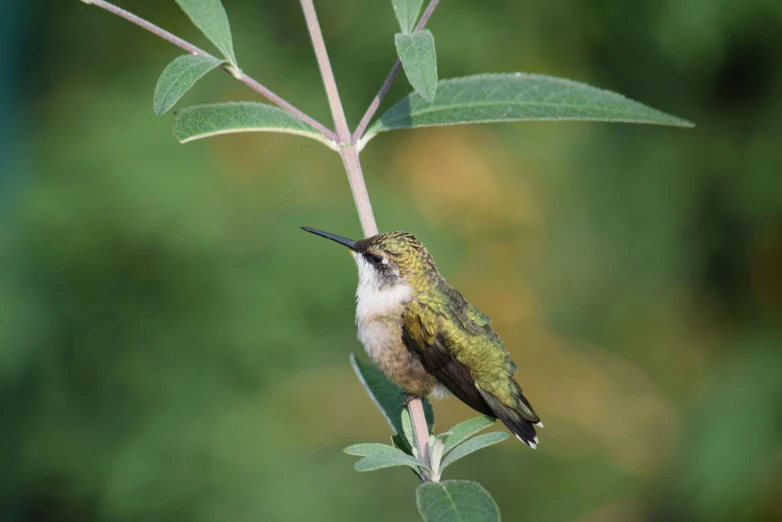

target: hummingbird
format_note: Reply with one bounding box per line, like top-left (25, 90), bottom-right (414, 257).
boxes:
top-left (302, 227), bottom-right (542, 448)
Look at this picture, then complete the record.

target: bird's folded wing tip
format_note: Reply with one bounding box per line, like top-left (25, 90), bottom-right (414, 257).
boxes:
top-left (517, 434), bottom-right (538, 449)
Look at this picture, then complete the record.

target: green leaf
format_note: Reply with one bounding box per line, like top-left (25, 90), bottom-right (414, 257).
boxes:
top-left (416, 480), bottom-right (500, 522)
top-left (153, 54), bottom-right (223, 116)
top-left (173, 102), bottom-right (333, 148)
top-left (430, 437), bottom-right (446, 480)
top-left (391, 0), bottom-right (423, 33)
top-left (395, 31), bottom-right (437, 102)
top-left (401, 409), bottom-right (416, 451)
top-left (362, 73), bottom-right (694, 144)
top-left (441, 416), bottom-right (496, 456)
top-left (391, 434), bottom-right (409, 452)
top-left (175, 0), bottom-right (237, 65)
top-left (440, 432), bottom-right (508, 471)
top-left (343, 443), bottom-right (402, 457)
top-left (354, 452), bottom-right (429, 472)
top-left (350, 354), bottom-right (434, 455)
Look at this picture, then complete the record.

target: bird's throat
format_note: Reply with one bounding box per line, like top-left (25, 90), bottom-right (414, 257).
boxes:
top-left (355, 280), bottom-right (412, 325)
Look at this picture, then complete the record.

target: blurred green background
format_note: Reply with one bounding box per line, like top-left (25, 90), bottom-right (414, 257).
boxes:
top-left (2, 0), bottom-right (782, 521)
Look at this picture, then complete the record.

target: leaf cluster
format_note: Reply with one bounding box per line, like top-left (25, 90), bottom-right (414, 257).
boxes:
top-left (349, 354), bottom-right (507, 520)
top-left (151, 0), bottom-right (691, 151)
top-left (344, 413), bottom-right (506, 483)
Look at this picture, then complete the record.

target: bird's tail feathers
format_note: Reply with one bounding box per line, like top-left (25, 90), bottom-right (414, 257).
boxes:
top-left (478, 389), bottom-right (541, 449)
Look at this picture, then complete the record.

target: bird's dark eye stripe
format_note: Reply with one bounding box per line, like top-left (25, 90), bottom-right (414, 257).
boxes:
top-left (366, 253), bottom-right (383, 264)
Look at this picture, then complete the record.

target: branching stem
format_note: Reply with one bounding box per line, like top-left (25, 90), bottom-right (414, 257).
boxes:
top-left (298, 0), bottom-right (432, 476)
top-left (82, 0), bottom-right (336, 141)
top-left (351, 0), bottom-right (440, 142)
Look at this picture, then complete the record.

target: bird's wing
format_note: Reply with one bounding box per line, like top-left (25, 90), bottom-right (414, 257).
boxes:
top-left (401, 284), bottom-right (541, 446)
top-left (401, 297), bottom-right (495, 417)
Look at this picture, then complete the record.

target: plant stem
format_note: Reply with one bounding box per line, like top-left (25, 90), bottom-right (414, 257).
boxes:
top-left (351, 0), bottom-right (440, 142)
top-left (298, 0), bottom-right (378, 235)
top-left (298, 0), bottom-right (432, 477)
top-left (339, 147), bottom-right (379, 236)
top-left (298, 0), bottom-right (351, 144)
top-left (81, 0), bottom-right (336, 141)
top-left (408, 398), bottom-right (432, 480)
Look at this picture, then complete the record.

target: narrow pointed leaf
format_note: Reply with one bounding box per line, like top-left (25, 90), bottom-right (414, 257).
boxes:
top-left (354, 452), bottom-right (429, 472)
top-left (430, 437), bottom-right (446, 478)
top-left (391, 0), bottom-right (423, 33)
top-left (175, 0), bottom-right (237, 65)
top-left (343, 443), bottom-right (402, 457)
top-left (173, 102), bottom-right (333, 148)
top-left (401, 409), bottom-right (416, 450)
top-left (441, 416), bottom-right (496, 456)
top-left (440, 432), bottom-right (508, 471)
top-left (350, 354), bottom-right (434, 456)
top-left (395, 31), bottom-right (437, 102)
top-left (153, 54), bottom-right (223, 116)
top-left (416, 480), bottom-right (500, 522)
top-left (362, 73), bottom-right (694, 144)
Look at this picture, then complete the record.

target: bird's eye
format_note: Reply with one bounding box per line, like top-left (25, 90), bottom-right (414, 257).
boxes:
top-left (367, 253), bottom-right (383, 265)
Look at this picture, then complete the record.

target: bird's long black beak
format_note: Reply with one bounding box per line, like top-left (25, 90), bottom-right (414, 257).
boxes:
top-left (301, 227), bottom-right (358, 251)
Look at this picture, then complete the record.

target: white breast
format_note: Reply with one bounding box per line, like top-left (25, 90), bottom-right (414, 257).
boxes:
top-left (353, 253), bottom-right (412, 360)
top-left (355, 282), bottom-right (412, 325)
top-left (353, 253), bottom-right (412, 324)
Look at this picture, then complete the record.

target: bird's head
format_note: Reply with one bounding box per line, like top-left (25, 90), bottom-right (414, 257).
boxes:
top-left (301, 227), bottom-right (438, 290)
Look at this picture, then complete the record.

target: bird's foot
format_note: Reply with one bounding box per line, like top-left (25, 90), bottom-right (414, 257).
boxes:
top-left (401, 393), bottom-right (423, 408)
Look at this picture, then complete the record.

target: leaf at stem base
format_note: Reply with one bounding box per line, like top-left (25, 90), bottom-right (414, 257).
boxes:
top-left (350, 354), bottom-right (434, 455)
top-left (354, 452), bottom-right (429, 473)
top-left (441, 416), bottom-right (496, 456)
top-left (416, 480), bottom-right (500, 522)
top-left (439, 432), bottom-right (508, 471)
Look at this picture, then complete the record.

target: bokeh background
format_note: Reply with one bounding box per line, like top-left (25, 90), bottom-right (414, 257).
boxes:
top-left (2, 0), bottom-right (782, 521)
